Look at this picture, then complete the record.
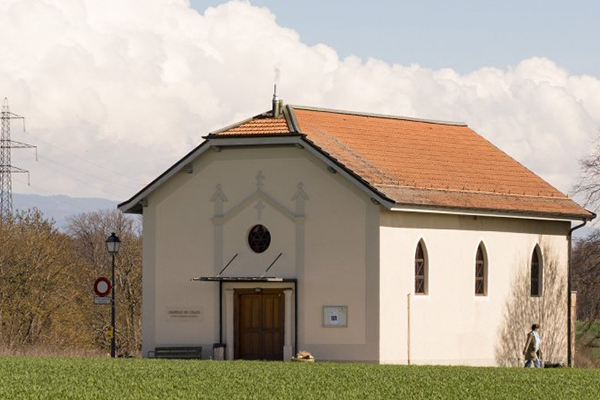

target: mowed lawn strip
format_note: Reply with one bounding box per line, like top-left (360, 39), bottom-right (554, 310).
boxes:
top-left (0, 357), bottom-right (599, 400)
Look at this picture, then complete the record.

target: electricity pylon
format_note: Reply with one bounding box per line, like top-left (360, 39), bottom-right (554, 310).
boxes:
top-left (0, 98), bottom-right (36, 221)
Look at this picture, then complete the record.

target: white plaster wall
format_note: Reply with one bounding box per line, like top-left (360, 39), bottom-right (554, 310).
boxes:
top-left (141, 145), bottom-right (380, 361)
top-left (379, 211), bottom-right (570, 366)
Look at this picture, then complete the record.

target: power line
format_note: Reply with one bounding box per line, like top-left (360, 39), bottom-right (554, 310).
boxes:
top-left (29, 159), bottom-right (124, 200)
top-left (10, 139), bottom-right (139, 200)
top-left (18, 128), bottom-right (144, 186)
top-left (37, 155), bottom-right (139, 191)
top-left (3, 101), bottom-right (147, 204)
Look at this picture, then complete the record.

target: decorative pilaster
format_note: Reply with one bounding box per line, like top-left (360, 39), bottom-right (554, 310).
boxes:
top-left (225, 289), bottom-right (235, 360)
top-left (292, 182), bottom-right (308, 352)
top-left (211, 185), bottom-right (228, 275)
top-left (284, 289), bottom-right (293, 361)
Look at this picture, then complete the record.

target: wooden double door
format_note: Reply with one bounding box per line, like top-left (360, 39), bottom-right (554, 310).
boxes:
top-left (234, 289), bottom-right (284, 360)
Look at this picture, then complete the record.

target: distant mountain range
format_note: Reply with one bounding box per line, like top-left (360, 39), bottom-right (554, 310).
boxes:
top-left (14, 193), bottom-right (118, 230)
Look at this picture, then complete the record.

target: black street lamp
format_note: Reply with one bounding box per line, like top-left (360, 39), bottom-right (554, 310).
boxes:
top-left (106, 232), bottom-right (120, 358)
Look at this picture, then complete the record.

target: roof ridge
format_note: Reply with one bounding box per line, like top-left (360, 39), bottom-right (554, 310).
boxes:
top-left (289, 104), bottom-right (467, 127)
top-left (376, 183), bottom-right (569, 200)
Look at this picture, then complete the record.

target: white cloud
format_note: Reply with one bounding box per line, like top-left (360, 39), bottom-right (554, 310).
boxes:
top-left (1, 0), bottom-right (599, 202)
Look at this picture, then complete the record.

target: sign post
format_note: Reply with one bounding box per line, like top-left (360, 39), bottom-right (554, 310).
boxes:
top-left (106, 233), bottom-right (121, 358)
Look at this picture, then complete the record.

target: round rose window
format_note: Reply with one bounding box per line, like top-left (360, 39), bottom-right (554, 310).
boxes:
top-left (248, 225), bottom-right (271, 253)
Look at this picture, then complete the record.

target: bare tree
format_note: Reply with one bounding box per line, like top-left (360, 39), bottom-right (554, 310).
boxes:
top-left (67, 209), bottom-right (142, 356)
top-left (0, 209), bottom-right (92, 349)
top-left (0, 208), bottom-right (142, 355)
top-left (572, 133), bottom-right (600, 364)
top-left (572, 233), bottom-right (600, 322)
top-left (574, 131), bottom-right (600, 210)
top-left (572, 233), bottom-right (600, 367)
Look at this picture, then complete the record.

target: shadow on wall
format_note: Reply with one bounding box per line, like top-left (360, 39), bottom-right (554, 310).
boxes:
top-left (495, 239), bottom-right (567, 366)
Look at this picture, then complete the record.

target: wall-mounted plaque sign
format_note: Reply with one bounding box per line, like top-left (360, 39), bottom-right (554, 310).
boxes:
top-left (165, 306), bottom-right (203, 322)
top-left (322, 306), bottom-right (347, 327)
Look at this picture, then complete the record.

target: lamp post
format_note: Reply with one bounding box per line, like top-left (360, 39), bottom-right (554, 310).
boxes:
top-left (106, 232), bottom-right (120, 358)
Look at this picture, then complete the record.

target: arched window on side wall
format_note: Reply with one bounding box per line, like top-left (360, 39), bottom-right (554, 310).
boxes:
top-left (531, 246), bottom-right (542, 297)
top-left (415, 241), bottom-right (428, 295)
top-left (475, 243), bottom-right (487, 296)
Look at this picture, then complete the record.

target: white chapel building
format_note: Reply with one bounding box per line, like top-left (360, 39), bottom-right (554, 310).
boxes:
top-left (119, 99), bottom-right (593, 365)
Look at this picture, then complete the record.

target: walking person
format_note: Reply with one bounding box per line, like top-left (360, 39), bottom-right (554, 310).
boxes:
top-left (523, 323), bottom-right (542, 368)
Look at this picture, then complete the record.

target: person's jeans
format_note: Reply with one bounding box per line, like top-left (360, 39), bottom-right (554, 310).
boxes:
top-left (524, 358), bottom-right (541, 368)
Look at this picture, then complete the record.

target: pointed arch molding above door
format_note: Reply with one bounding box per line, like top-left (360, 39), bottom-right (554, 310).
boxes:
top-left (211, 172), bottom-right (309, 225)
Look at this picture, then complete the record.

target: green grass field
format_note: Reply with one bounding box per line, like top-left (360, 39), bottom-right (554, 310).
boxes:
top-left (1, 357), bottom-right (600, 400)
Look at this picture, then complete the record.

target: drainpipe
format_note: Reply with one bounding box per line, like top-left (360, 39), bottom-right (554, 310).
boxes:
top-left (407, 293), bottom-right (411, 365)
top-left (219, 280), bottom-right (223, 344)
top-left (294, 281), bottom-right (298, 356)
top-left (567, 216), bottom-right (593, 367)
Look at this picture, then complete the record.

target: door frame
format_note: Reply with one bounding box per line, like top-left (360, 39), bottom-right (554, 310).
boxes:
top-left (234, 288), bottom-right (284, 360)
top-left (222, 281), bottom-right (297, 361)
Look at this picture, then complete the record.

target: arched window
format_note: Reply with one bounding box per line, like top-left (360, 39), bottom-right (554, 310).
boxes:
top-left (415, 241), bottom-right (428, 295)
top-left (531, 246), bottom-right (542, 297)
top-left (475, 243), bottom-right (487, 296)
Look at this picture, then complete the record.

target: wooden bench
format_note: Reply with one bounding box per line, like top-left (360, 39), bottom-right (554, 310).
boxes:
top-left (149, 346), bottom-right (202, 359)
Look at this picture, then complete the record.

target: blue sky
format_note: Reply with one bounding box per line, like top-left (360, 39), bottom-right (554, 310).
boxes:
top-left (191, 0), bottom-right (600, 78)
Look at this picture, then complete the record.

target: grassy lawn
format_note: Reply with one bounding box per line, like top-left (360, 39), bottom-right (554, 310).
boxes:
top-left (1, 357), bottom-right (600, 400)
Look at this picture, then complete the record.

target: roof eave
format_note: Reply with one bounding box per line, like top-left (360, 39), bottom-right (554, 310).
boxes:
top-left (389, 202), bottom-right (595, 222)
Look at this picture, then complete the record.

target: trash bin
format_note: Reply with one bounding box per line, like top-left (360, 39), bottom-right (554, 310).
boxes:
top-left (213, 343), bottom-right (225, 360)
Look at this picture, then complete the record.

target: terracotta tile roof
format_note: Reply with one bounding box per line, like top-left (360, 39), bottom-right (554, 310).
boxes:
top-left (214, 105), bottom-right (592, 220)
top-left (214, 112), bottom-right (289, 135)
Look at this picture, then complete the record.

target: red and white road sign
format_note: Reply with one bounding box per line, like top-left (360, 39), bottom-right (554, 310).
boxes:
top-left (94, 277), bottom-right (111, 297)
